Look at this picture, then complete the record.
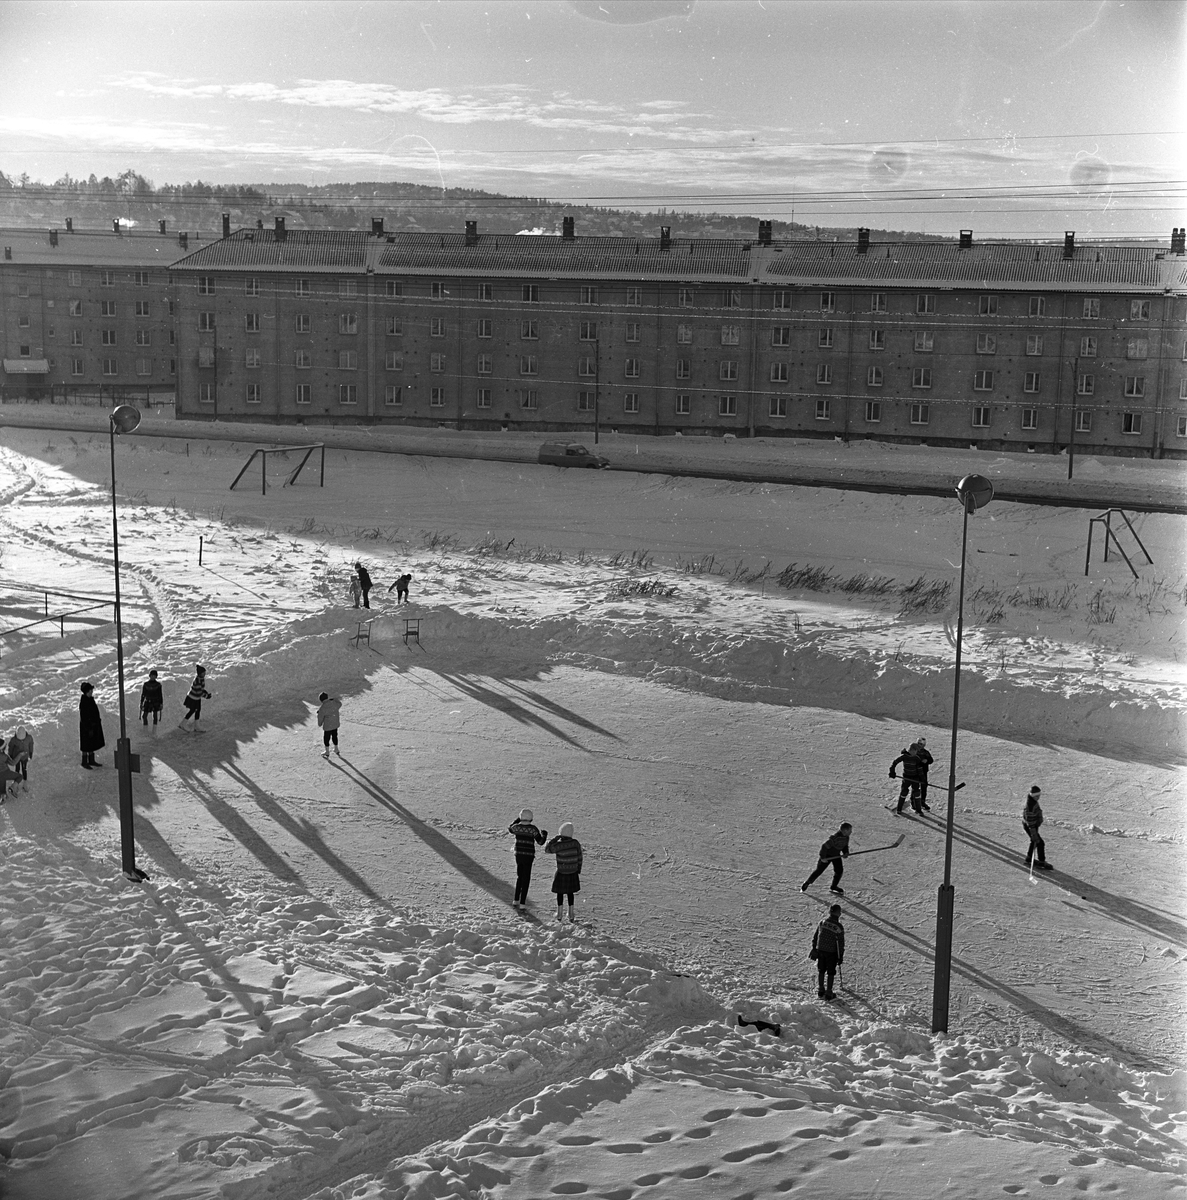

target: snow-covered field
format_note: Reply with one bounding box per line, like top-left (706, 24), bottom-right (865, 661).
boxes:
top-left (0, 427), bottom-right (1184, 1198)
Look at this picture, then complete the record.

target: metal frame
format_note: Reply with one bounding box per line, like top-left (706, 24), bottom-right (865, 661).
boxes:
top-left (1084, 509), bottom-right (1154, 580)
top-left (229, 444), bottom-right (326, 495)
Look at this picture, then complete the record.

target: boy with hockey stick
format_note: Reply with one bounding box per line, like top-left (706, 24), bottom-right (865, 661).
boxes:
top-left (800, 823), bottom-right (852, 895)
top-left (508, 807), bottom-right (548, 909)
top-left (889, 744), bottom-right (928, 813)
top-left (809, 904), bottom-right (845, 1000)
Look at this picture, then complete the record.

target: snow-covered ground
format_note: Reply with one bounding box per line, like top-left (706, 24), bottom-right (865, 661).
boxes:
top-left (0, 428), bottom-right (1184, 1198)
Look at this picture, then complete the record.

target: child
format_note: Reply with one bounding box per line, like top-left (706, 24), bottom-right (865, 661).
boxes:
top-left (545, 821), bottom-right (583, 922)
top-left (317, 691), bottom-right (342, 757)
top-left (7, 725), bottom-right (33, 793)
top-left (810, 904), bottom-right (846, 1000)
top-left (800, 823), bottom-right (852, 895)
top-left (348, 573), bottom-right (362, 608)
top-left (1023, 785), bottom-right (1052, 870)
top-left (508, 808), bottom-right (548, 909)
top-left (0, 757), bottom-right (21, 802)
top-left (179, 665), bottom-right (212, 734)
top-left (140, 669), bottom-right (164, 726)
top-left (388, 573), bottom-right (412, 604)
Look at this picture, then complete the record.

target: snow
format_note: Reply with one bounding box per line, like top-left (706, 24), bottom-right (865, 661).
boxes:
top-left (0, 425), bottom-right (1184, 1198)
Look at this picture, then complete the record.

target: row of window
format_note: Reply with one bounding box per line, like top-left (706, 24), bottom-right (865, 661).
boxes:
top-left (9, 270), bottom-right (155, 292)
top-left (12, 299), bottom-right (162, 319)
top-left (62, 358), bottom-right (174, 377)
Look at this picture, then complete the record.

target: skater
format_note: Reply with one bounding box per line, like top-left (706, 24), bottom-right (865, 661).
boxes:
top-left (388, 572), bottom-right (412, 604)
top-left (317, 691), bottom-right (342, 757)
top-left (0, 757), bottom-right (21, 802)
top-left (348, 573), bottom-right (362, 608)
top-left (889, 744), bottom-right (926, 813)
top-left (809, 904), bottom-right (846, 1000)
top-left (508, 807), bottom-right (548, 908)
top-left (79, 681), bottom-right (105, 769)
top-left (6, 725), bottom-right (33, 791)
top-left (546, 821), bottom-right (583, 922)
top-left (354, 561), bottom-right (373, 609)
top-left (179, 665), bottom-right (211, 734)
top-left (1023, 785), bottom-right (1052, 870)
top-left (800, 822), bottom-right (852, 894)
top-left (139, 669), bottom-right (164, 726)
top-left (911, 737), bottom-right (934, 809)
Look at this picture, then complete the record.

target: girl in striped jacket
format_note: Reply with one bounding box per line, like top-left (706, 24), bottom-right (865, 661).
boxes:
top-left (545, 822), bottom-right (583, 923)
top-left (179, 665), bottom-right (212, 734)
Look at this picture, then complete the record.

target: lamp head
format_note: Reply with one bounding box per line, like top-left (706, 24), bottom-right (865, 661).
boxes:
top-left (955, 473), bottom-right (993, 514)
top-left (110, 405), bottom-right (141, 435)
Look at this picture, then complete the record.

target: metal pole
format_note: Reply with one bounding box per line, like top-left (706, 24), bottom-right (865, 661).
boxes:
top-left (199, 535), bottom-right (203, 566)
top-left (594, 337), bottom-right (600, 445)
top-left (931, 495), bottom-right (971, 1034)
top-left (1068, 357), bottom-right (1078, 481)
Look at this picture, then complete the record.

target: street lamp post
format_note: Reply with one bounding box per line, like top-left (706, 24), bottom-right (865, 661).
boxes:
top-left (931, 472), bottom-right (993, 1034)
top-left (109, 404), bottom-right (148, 883)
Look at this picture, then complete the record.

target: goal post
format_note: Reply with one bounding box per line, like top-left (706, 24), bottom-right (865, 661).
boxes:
top-left (228, 444), bottom-right (326, 495)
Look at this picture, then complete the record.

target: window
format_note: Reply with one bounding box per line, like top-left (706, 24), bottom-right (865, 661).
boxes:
top-left (1026, 334), bottom-right (1044, 356)
top-left (386, 281), bottom-right (403, 298)
top-left (770, 363), bottom-right (789, 383)
top-left (973, 370), bottom-right (994, 390)
top-left (295, 351), bottom-right (311, 369)
top-left (624, 358), bottom-right (640, 378)
top-left (1080, 336), bottom-right (1097, 357)
top-left (521, 320), bottom-right (538, 340)
top-left (626, 321), bottom-right (640, 343)
top-left (339, 279), bottom-right (357, 297)
top-left (816, 364), bottom-right (832, 385)
top-left (1029, 296), bottom-right (1045, 317)
top-left (581, 286), bottom-right (599, 305)
top-left (17, 314), bottom-right (29, 328)
top-left (245, 313), bottom-right (260, 333)
top-left (1127, 338), bottom-right (1148, 359)
top-left (102, 358), bottom-right (118, 376)
top-left (820, 291), bottom-right (835, 312)
top-left (197, 277), bottom-right (214, 295)
top-left (340, 385), bottom-right (358, 405)
top-left (769, 396), bottom-right (788, 418)
top-left (677, 324), bottom-right (693, 344)
top-left (245, 349), bottom-right (261, 368)
top-left (477, 354), bottom-right (492, 375)
top-left (869, 330), bottom-right (885, 352)
top-left (199, 312), bottom-right (215, 331)
top-left (772, 326), bottom-right (791, 347)
top-left (134, 358), bottom-right (151, 377)
top-left (246, 383), bottom-right (262, 404)
top-left (910, 403), bottom-right (929, 425)
top-left (385, 385), bottom-right (402, 406)
top-left (577, 356), bottom-right (595, 378)
top-left (1083, 297), bottom-right (1100, 318)
top-left (818, 328), bottom-right (834, 348)
top-left (865, 401), bottom-right (881, 422)
top-left (1024, 371), bottom-right (1040, 393)
top-left (199, 383), bottom-right (215, 404)
top-left (679, 287), bottom-right (695, 308)
top-left (522, 284), bottom-right (539, 303)
top-left (675, 393), bottom-right (691, 415)
top-left (1075, 410), bottom-right (1092, 433)
top-left (198, 347), bottom-right (216, 368)
top-left (1130, 300), bottom-right (1150, 320)
top-left (430, 388), bottom-right (445, 406)
top-left (521, 355), bottom-right (538, 376)
top-left (245, 278), bottom-right (259, 297)
top-left (295, 279), bottom-right (311, 297)
top-left (719, 395), bottom-right (738, 416)
top-left (914, 331), bottom-right (934, 353)
top-left (386, 317), bottom-right (403, 336)
top-left (580, 321), bottom-right (598, 341)
top-left (773, 290), bottom-right (791, 311)
top-left (476, 388), bottom-right (491, 408)
top-left (976, 333), bottom-right (997, 355)
top-left (519, 389), bottom-right (538, 410)
top-left (867, 366), bottom-right (884, 387)
top-left (296, 384), bottom-right (311, 404)
top-left (68, 270), bottom-right (81, 287)
top-left (169, 330), bottom-right (175, 346)
top-left (71, 358), bottom-right (83, 376)
top-left (1078, 374), bottom-right (1094, 395)
top-left (676, 359), bottom-right (690, 379)
top-left (98, 270), bottom-right (115, 288)
top-left (295, 314), bottom-right (311, 333)
top-left (1124, 376), bottom-right (1145, 398)
top-left (1122, 412), bottom-right (1143, 434)
top-left (577, 391), bottom-right (595, 412)
top-left (70, 330), bottom-right (82, 346)
top-left (1180, 378), bottom-right (1187, 400)
top-left (339, 313), bottom-right (358, 335)
top-left (1021, 408), bottom-right (1038, 430)
top-left (385, 351), bottom-right (403, 371)
top-left (624, 392), bottom-right (640, 413)
top-left (721, 325), bottom-right (740, 345)
top-left (431, 353), bottom-right (446, 373)
top-left (338, 350), bottom-right (358, 370)
top-left (909, 367), bottom-right (930, 389)
top-left (815, 399), bottom-right (831, 420)
top-left (101, 329), bottom-right (117, 346)
top-left (721, 289), bottom-right (742, 309)
top-left (69, 299), bottom-right (82, 317)
top-left (626, 287), bottom-right (642, 306)
top-left (134, 300), bottom-right (150, 317)
top-left (426, 316), bottom-right (443, 338)
top-left (101, 300), bottom-right (116, 317)
top-left (871, 292), bottom-right (887, 313)
top-left (719, 360), bottom-right (738, 381)
top-left (133, 271), bottom-right (149, 286)
top-left (477, 283), bottom-right (492, 301)
top-left (972, 406), bottom-right (991, 428)
top-left (170, 359), bottom-right (176, 376)
top-left (16, 281), bottom-right (28, 298)
top-left (18, 345), bottom-right (29, 357)
top-left (476, 318), bottom-right (491, 339)
top-left (917, 294), bottom-right (935, 314)
top-left (431, 282), bottom-right (446, 300)
top-left (979, 295), bottom-right (999, 316)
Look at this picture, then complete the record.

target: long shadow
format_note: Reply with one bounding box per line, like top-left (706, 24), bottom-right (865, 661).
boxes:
top-left (500, 679), bottom-right (622, 741)
top-left (910, 813), bottom-right (1187, 948)
top-left (435, 671), bottom-right (591, 750)
top-left (331, 756), bottom-right (513, 905)
top-left (132, 811), bottom-right (233, 909)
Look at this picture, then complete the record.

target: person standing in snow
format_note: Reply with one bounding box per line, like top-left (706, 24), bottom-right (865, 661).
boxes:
top-left (388, 572), bottom-right (412, 604)
top-left (7, 726), bottom-right (33, 791)
top-left (179, 665), bottom-right (212, 734)
top-left (1023, 786), bottom-right (1052, 870)
top-left (800, 823), bottom-right (852, 895)
top-left (317, 691), bottom-right (342, 757)
top-left (354, 561), bottom-right (373, 609)
top-left (140, 669), bottom-right (164, 726)
top-left (889, 744), bottom-right (926, 814)
top-left (810, 904), bottom-right (845, 1000)
top-left (546, 822), bottom-right (583, 922)
top-left (79, 682), bottom-right (105, 769)
top-left (508, 807), bottom-right (548, 909)
top-left (348, 573), bottom-right (362, 608)
top-left (0, 756), bottom-right (21, 802)
top-left (911, 737), bottom-right (934, 810)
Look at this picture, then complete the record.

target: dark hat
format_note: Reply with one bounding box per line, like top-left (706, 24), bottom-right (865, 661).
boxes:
top-left (319, 692), bottom-right (329, 702)
top-left (1028, 786), bottom-right (1042, 796)
top-left (829, 904), bottom-right (842, 915)
top-left (195, 664), bottom-right (206, 674)
top-left (80, 681), bottom-right (93, 693)
top-left (840, 822), bottom-right (852, 831)
top-left (148, 669), bottom-right (158, 678)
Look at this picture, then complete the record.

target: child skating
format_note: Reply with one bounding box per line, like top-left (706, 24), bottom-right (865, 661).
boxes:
top-left (179, 665), bottom-right (212, 733)
top-left (810, 904), bottom-right (846, 1000)
top-left (317, 691), bottom-right (342, 757)
top-left (140, 669), bottom-right (163, 727)
top-left (508, 807), bottom-right (548, 909)
top-left (545, 822), bottom-right (583, 922)
top-left (801, 822), bottom-right (852, 895)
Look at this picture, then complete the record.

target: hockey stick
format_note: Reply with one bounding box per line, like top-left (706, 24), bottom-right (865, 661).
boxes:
top-left (845, 833), bottom-right (906, 857)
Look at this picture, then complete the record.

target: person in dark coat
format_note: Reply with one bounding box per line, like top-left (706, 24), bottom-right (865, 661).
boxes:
top-left (800, 823), bottom-right (852, 894)
top-left (355, 561), bottom-right (373, 609)
top-left (388, 573), bottom-right (412, 604)
top-left (911, 737), bottom-right (934, 809)
top-left (79, 682), bottom-right (105, 769)
top-left (810, 904), bottom-right (845, 1000)
top-left (508, 807), bottom-right (548, 909)
top-left (140, 669), bottom-right (164, 726)
top-left (889, 745), bottom-right (926, 813)
top-left (1023, 786), bottom-right (1052, 870)
top-left (546, 821), bottom-right (583, 922)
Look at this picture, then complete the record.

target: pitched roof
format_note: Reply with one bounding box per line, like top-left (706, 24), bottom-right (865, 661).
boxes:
top-left (0, 226), bottom-right (197, 267)
top-left (173, 228), bottom-right (372, 271)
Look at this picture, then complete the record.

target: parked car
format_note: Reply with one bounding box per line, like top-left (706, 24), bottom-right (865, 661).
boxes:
top-left (538, 442), bottom-right (609, 469)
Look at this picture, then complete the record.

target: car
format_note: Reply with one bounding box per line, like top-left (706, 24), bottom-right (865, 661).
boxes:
top-left (537, 442), bottom-right (609, 469)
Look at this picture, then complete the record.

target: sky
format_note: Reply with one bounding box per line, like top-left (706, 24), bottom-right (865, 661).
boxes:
top-left (0, 0), bottom-right (1184, 238)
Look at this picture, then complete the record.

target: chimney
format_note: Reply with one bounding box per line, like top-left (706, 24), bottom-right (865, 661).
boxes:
top-left (1172, 227), bottom-right (1186, 255)
top-left (1063, 231), bottom-right (1075, 259)
top-left (65, 217), bottom-right (73, 233)
top-left (465, 219), bottom-right (479, 246)
top-left (49, 229), bottom-right (58, 247)
top-left (113, 218), bottom-right (121, 234)
top-left (275, 216), bottom-right (287, 242)
top-left (158, 219), bottom-right (167, 234)
top-left (958, 229), bottom-right (973, 249)
top-left (857, 227), bottom-right (870, 254)
top-left (221, 212), bottom-right (231, 238)
top-left (562, 216), bottom-right (575, 241)
top-left (178, 232), bottom-right (188, 249)
top-left (758, 220), bottom-right (772, 245)
top-left (659, 225), bottom-right (671, 251)
top-left (371, 217), bottom-right (385, 235)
